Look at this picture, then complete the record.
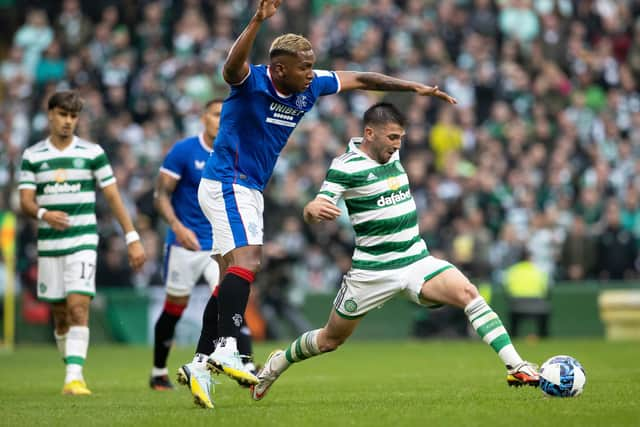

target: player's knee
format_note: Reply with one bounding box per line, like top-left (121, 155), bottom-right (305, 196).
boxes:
top-left (457, 282), bottom-right (479, 306)
top-left (243, 258), bottom-right (262, 273)
top-left (228, 253), bottom-right (262, 273)
top-left (67, 303), bottom-right (89, 325)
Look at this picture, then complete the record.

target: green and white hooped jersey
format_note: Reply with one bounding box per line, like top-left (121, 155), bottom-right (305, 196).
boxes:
top-left (317, 138), bottom-right (429, 271)
top-left (18, 137), bottom-right (116, 257)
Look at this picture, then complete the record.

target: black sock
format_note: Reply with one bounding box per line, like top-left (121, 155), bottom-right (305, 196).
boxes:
top-left (237, 319), bottom-right (253, 358)
top-left (195, 293), bottom-right (219, 355)
top-left (218, 267), bottom-right (253, 338)
top-left (153, 304), bottom-right (184, 369)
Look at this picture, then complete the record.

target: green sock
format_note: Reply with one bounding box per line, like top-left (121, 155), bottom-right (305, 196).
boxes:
top-left (465, 297), bottom-right (523, 367)
top-left (285, 329), bottom-right (322, 364)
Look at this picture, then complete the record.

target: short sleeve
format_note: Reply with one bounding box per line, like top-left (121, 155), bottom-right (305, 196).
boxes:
top-left (317, 159), bottom-right (346, 204)
top-left (18, 151), bottom-right (36, 190)
top-left (229, 63), bottom-right (258, 90)
top-left (92, 147), bottom-right (116, 188)
top-left (312, 70), bottom-right (340, 96)
top-left (159, 143), bottom-right (185, 180)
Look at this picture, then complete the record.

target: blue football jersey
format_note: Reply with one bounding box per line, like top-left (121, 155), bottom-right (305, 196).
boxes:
top-left (202, 64), bottom-right (340, 191)
top-left (160, 134), bottom-right (213, 250)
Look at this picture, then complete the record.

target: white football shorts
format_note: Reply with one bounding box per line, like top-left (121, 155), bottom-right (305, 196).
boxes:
top-left (163, 244), bottom-right (220, 296)
top-left (333, 255), bottom-right (454, 318)
top-left (198, 178), bottom-right (264, 256)
top-left (37, 250), bottom-right (97, 302)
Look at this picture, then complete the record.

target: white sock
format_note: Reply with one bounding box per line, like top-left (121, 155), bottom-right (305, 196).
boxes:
top-left (271, 350), bottom-right (292, 374)
top-left (64, 326), bottom-right (89, 383)
top-left (152, 367), bottom-right (169, 377)
top-left (283, 329), bottom-right (322, 369)
top-left (216, 336), bottom-right (238, 353)
top-left (54, 331), bottom-right (67, 359)
top-left (464, 297), bottom-right (523, 368)
top-left (192, 353), bottom-right (208, 367)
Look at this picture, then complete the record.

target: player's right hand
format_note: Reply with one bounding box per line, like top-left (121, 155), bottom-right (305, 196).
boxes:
top-left (255, 0), bottom-right (282, 21)
top-left (127, 240), bottom-right (146, 271)
top-left (303, 198), bottom-right (342, 224)
top-left (43, 210), bottom-right (70, 230)
top-left (173, 223), bottom-right (201, 251)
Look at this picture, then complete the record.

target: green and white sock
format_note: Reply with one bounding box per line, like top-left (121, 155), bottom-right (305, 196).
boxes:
top-left (54, 330), bottom-right (67, 359)
top-left (284, 329), bottom-right (322, 365)
top-left (64, 326), bottom-right (89, 383)
top-left (465, 297), bottom-right (523, 368)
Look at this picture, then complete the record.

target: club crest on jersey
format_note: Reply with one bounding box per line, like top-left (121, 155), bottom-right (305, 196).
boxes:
top-left (387, 176), bottom-right (401, 191)
top-left (73, 158), bottom-right (85, 168)
top-left (295, 94), bottom-right (308, 109)
top-left (53, 169), bottom-right (67, 183)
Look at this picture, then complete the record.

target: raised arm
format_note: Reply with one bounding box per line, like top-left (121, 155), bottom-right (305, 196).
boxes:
top-left (335, 71), bottom-right (457, 104)
top-left (223, 0), bottom-right (282, 84)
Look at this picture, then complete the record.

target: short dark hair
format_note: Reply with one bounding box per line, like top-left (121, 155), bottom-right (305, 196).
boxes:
top-left (47, 91), bottom-right (84, 113)
top-left (363, 102), bottom-right (406, 128)
top-left (203, 98), bottom-right (224, 112)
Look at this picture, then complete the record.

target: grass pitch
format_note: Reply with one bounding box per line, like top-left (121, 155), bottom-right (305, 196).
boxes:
top-left (0, 339), bottom-right (637, 426)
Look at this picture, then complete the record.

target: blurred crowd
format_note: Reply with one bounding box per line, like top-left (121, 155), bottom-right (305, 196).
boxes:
top-left (2, 0), bottom-right (640, 332)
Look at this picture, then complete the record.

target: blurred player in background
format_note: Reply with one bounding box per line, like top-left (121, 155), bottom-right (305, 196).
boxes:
top-left (151, 100), bottom-right (256, 398)
top-left (182, 0), bottom-right (457, 409)
top-left (18, 91), bottom-right (145, 395)
top-left (252, 103), bottom-right (540, 401)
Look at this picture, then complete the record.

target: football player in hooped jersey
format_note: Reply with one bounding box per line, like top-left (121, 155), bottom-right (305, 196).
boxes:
top-left (186, 0), bottom-right (457, 407)
top-left (151, 100), bottom-right (257, 400)
top-left (251, 103), bottom-right (540, 401)
top-left (18, 91), bottom-right (145, 396)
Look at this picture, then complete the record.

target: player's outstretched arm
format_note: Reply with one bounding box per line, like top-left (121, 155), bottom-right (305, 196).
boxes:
top-left (223, 0), bottom-right (282, 84)
top-left (102, 184), bottom-right (146, 271)
top-left (335, 71), bottom-right (457, 104)
top-left (153, 172), bottom-right (201, 251)
top-left (303, 197), bottom-right (342, 224)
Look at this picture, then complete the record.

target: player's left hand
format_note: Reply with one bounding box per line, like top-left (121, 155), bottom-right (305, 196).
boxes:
top-left (416, 85), bottom-right (457, 104)
top-left (127, 240), bottom-right (146, 271)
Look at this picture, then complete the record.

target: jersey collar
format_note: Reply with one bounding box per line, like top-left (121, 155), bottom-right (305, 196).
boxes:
top-left (199, 133), bottom-right (213, 153)
top-left (45, 135), bottom-right (77, 153)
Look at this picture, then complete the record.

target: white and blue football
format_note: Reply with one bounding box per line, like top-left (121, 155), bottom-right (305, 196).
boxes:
top-left (539, 355), bottom-right (586, 397)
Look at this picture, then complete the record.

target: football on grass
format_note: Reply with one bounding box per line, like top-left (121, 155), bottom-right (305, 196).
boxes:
top-left (539, 355), bottom-right (586, 397)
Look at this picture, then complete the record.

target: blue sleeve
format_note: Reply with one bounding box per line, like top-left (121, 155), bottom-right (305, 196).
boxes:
top-left (312, 70), bottom-right (340, 96)
top-left (229, 63), bottom-right (259, 92)
top-left (161, 142), bottom-right (185, 178)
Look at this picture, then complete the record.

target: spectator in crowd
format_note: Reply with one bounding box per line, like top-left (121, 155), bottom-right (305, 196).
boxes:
top-left (503, 251), bottom-right (550, 338)
top-left (559, 216), bottom-right (597, 280)
top-left (597, 201), bottom-right (638, 280)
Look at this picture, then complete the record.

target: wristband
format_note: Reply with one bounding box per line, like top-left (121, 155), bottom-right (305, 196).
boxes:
top-left (125, 231), bottom-right (141, 245)
top-left (37, 208), bottom-right (48, 220)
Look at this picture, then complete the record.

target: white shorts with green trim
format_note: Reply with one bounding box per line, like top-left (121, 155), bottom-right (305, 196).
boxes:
top-left (37, 250), bottom-right (97, 302)
top-left (333, 255), bottom-right (454, 319)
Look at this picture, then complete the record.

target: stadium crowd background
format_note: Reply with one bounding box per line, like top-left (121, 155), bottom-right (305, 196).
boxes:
top-left (1, 0), bottom-right (640, 336)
